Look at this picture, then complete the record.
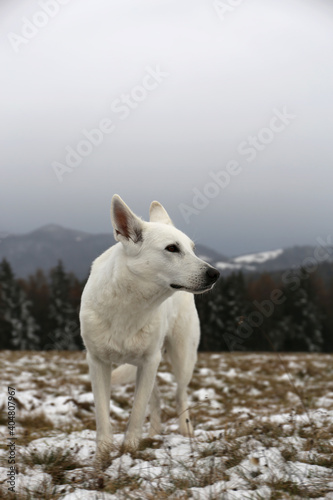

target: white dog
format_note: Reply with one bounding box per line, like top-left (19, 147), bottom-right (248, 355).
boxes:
top-left (80, 195), bottom-right (219, 459)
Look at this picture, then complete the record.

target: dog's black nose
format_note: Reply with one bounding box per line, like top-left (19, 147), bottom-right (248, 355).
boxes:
top-left (206, 267), bottom-right (220, 283)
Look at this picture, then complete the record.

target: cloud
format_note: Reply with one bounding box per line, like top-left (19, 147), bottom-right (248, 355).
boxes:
top-left (0, 0), bottom-right (332, 255)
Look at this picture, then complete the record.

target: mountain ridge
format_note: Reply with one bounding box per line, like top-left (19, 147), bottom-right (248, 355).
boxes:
top-left (0, 225), bottom-right (332, 279)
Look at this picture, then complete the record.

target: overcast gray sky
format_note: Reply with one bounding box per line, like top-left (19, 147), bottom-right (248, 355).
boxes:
top-left (1, 0), bottom-right (333, 256)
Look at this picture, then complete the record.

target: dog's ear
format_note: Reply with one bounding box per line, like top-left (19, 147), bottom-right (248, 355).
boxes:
top-left (149, 201), bottom-right (173, 225)
top-left (111, 195), bottom-right (143, 244)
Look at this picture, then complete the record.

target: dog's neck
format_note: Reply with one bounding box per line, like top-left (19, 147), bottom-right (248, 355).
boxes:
top-left (113, 272), bottom-right (172, 311)
top-left (100, 248), bottom-right (174, 332)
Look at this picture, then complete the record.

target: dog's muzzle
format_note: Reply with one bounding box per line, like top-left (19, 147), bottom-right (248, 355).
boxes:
top-left (170, 266), bottom-right (220, 292)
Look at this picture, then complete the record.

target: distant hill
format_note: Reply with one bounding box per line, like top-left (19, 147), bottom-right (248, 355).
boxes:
top-left (0, 224), bottom-right (332, 280)
top-left (0, 225), bottom-right (113, 280)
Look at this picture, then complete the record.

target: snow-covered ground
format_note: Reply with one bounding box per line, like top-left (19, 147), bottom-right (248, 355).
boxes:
top-left (1, 350), bottom-right (332, 499)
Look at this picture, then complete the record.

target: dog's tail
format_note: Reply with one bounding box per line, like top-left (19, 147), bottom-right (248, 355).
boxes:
top-left (111, 364), bottom-right (137, 385)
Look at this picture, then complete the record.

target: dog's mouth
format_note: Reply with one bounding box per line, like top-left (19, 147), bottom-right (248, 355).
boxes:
top-left (170, 283), bottom-right (213, 293)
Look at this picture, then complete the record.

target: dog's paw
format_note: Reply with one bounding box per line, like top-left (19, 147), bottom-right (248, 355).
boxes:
top-left (95, 439), bottom-right (114, 469)
top-left (122, 435), bottom-right (140, 454)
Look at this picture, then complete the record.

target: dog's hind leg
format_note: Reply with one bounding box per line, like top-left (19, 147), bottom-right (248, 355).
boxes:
top-left (111, 363), bottom-right (137, 385)
top-left (111, 364), bottom-right (162, 438)
top-left (165, 302), bottom-right (200, 437)
top-left (148, 380), bottom-right (162, 437)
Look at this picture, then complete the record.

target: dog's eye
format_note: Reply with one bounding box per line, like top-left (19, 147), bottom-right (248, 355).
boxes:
top-left (165, 245), bottom-right (179, 253)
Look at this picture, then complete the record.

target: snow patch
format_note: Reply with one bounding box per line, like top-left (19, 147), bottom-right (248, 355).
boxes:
top-left (233, 248), bottom-right (283, 264)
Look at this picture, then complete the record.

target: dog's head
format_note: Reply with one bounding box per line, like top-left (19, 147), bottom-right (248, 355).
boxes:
top-left (111, 195), bottom-right (220, 294)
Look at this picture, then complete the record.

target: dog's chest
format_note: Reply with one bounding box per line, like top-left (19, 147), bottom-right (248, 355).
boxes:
top-left (91, 313), bottom-right (167, 365)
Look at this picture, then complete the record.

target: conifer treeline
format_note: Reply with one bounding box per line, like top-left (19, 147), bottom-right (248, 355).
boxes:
top-left (0, 258), bottom-right (332, 352)
top-left (0, 260), bottom-right (82, 351)
top-left (196, 269), bottom-right (333, 352)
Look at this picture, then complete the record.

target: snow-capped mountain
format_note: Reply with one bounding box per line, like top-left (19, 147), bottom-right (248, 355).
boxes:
top-left (215, 249), bottom-right (286, 273)
top-left (0, 225), bottom-right (332, 279)
top-left (219, 245), bottom-right (333, 276)
top-left (233, 249), bottom-right (284, 265)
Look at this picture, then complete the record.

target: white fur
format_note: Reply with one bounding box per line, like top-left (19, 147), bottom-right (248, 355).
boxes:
top-left (80, 195), bottom-right (219, 458)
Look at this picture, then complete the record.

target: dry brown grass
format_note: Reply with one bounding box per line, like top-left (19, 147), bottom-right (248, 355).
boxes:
top-left (21, 448), bottom-right (79, 485)
top-left (1, 350), bottom-right (333, 499)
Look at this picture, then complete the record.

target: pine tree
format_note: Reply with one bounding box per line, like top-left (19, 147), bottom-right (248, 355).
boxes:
top-left (197, 272), bottom-right (250, 351)
top-left (0, 259), bottom-right (40, 349)
top-left (0, 259), bottom-right (13, 349)
top-left (281, 273), bottom-right (324, 352)
top-left (22, 269), bottom-right (50, 347)
top-left (246, 273), bottom-right (286, 351)
top-left (47, 261), bottom-right (80, 350)
top-left (323, 276), bottom-right (333, 351)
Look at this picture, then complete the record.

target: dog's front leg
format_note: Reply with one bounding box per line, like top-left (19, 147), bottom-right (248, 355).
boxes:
top-left (123, 353), bottom-right (161, 452)
top-left (87, 352), bottom-right (113, 460)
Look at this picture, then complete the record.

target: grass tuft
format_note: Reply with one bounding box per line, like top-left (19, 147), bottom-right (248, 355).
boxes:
top-left (21, 447), bottom-right (79, 485)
